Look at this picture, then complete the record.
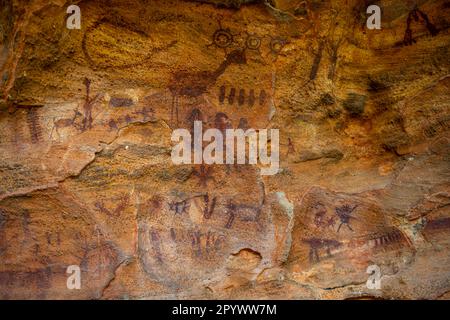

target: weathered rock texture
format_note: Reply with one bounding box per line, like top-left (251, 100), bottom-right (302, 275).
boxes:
top-left (0, 0), bottom-right (449, 299)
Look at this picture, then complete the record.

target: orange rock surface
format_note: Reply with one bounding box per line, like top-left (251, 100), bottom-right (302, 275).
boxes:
top-left (0, 0), bottom-right (449, 299)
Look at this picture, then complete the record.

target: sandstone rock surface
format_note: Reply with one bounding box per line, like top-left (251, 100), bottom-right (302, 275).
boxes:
top-left (0, 0), bottom-right (449, 299)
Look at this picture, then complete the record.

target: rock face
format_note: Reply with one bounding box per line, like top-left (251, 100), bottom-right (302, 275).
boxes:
top-left (0, 0), bottom-right (449, 299)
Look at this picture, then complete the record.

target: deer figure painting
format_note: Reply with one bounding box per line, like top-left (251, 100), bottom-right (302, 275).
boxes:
top-left (168, 49), bottom-right (247, 127)
top-left (50, 109), bottom-right (83, 140)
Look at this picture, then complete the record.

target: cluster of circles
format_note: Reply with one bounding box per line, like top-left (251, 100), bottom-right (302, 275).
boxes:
top-left (212, 28), bottom-right (287, 54)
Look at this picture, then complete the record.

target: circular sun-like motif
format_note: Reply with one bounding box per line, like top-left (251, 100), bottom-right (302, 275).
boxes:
top-left (245, 35), bottom-right (261, 50)
top-left (269, 37), bottom-right (287, 54)
top-left (212, 29), bottom-right (233, 48)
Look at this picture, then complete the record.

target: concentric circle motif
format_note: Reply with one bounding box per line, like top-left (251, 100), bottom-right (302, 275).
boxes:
top-left (246, 35), bottom-right (261, 50)
top-left (270, 37), bottom-right (287, 54)
top-left (212, 29), bottom-right (233, 48)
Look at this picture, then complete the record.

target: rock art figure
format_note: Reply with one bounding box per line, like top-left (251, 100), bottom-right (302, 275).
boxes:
top-left (335, 204), bottom-right (358, 232)
top-left (168, 50), bottom-right (246, 126)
